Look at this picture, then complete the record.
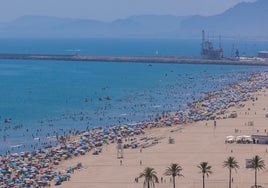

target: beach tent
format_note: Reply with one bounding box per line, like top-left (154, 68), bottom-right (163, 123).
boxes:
top-left (228, 111), bottom-right (238, 118)
top-left (225, 136), bottom-right (235, 143)
top-left (236, 135), bottom-right (253, 144)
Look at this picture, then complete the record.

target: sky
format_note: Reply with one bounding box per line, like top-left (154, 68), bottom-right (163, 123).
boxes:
top-left (0, 0), bottom-right (256, 22)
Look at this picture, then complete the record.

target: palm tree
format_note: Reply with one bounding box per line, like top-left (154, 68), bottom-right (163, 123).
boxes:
top-left (223, 156), bottom-right (239, 188)
top-left (139, 167), bottom-right (159, 188)
top-left (164, 163), bottom-right (183, 188)
top-left (197, 161), bottom-right (212, 188)
top-left (249, 155), bottom-right (265, 188)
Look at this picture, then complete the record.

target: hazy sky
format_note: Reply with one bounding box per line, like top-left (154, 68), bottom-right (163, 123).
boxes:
top-left (0, 0), bottom-right (256, 22)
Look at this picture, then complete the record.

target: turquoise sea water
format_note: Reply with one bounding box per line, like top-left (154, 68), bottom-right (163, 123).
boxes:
top-left (0, 38), bottom-right (268, 154)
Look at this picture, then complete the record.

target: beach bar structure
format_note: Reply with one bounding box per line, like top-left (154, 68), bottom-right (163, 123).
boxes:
top-left (245, 159), bottom-right (253, 168)
top-left (251, 135), bottom-right (268, 144)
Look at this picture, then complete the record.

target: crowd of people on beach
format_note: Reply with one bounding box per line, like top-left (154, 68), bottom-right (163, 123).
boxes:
top-left (0, 124), bottom-right (144, 187)
top-left (0, 71), bottom-right (267, 187)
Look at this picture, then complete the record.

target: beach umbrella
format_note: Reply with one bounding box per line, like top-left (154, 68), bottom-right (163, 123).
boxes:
top-left (7, 178), bottom-right (13, 183)
top-left (82, 145), bottom-right (88, 150)
top-left (63, 173), bottom-right (70, 178)
top-left (82, 131), bottom-right (90, 136)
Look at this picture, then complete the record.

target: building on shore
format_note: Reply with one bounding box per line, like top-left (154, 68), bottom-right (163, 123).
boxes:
top-left (258, 51), bottom-right (268, 58)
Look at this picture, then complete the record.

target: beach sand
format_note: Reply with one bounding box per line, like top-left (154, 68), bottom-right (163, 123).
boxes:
top-left (52, 88), bottom-right (268, 188)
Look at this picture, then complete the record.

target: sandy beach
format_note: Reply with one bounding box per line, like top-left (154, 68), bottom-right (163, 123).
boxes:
top-left (51, 87), bottom-right (268, 188)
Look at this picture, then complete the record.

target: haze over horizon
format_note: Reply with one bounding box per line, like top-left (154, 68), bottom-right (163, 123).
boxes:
top-left (0, 0), bottom-right (266, 39)
top-left (0, 0), bottom-right (256, 22)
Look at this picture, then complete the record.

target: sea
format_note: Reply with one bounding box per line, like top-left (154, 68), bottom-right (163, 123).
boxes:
top-left (0, 38), bottom-right (268, 155)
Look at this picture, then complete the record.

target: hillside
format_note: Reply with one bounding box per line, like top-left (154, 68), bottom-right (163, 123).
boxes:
top-left (180, 0), bottom-right (268, 38)
top-left (0, 0), bottom-right (267, 38)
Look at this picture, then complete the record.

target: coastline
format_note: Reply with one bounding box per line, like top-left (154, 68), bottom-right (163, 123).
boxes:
top-left (0, 71), bottom-right (267, 188)
top-left (52, 84), bottom-right (268, 188)
top-left (52, 71), bottom-right (267, 188)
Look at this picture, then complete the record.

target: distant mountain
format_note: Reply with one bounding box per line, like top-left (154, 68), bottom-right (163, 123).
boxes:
top-left (180, 0), bottom-right (268, 38)
top-left (0, 0), bottom-right (267, 39)
top-left (0, 15), bottom-right (185, 38)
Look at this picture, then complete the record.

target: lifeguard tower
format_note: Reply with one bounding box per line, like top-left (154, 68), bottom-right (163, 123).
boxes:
top-left (117, 138), bottom-right (124, 158)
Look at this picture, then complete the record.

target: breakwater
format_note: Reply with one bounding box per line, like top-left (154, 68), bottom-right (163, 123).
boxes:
top-left (0, 53), bottom-right (267, 66)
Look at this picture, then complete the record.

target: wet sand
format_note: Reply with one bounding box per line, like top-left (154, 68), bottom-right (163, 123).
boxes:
top-left (52, 88), bottom-right (268, 188)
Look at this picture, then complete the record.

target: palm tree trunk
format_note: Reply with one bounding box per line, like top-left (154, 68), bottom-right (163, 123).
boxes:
top-left (148, 180), bottom-right (150, 188)
top-left (229, 168), bottom-right (232, 188)
top-left (173, 176), bottom-right (176, 188)
top-left (203, 173), bottom-right (205, 188)
top-left (255, 169), bottom-right (257, 188)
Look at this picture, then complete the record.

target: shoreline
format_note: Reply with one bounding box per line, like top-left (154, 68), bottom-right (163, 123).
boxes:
top-left (0, 71), bottom-right (267, 187)
top-left (0, 53), bottom-right (268, 66)
top-left (53, 86), bottom-right (268, 188)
